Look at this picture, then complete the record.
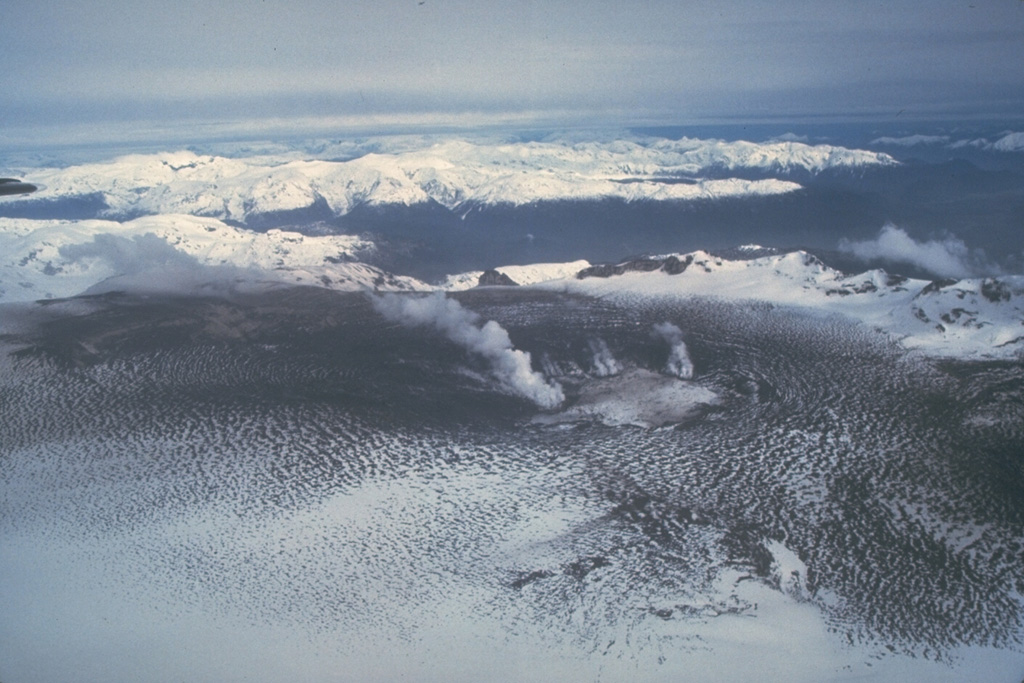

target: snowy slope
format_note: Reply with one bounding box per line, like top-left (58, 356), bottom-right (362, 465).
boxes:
top-left (527, 250), bottom-right (1024, 360)
top-left (8, 137), bottom-right (895, 223)
top-left (441, 260), bottom-right (592, 291)
top-left (0, 215), bottom-right (426, 302)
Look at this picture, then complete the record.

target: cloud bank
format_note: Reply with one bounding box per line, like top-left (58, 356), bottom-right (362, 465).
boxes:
top-left (869, 135), bottom-right (950, 147)
top-left (371, 292), bottom-right (563, 409)
top-left (838, 224), bottom-right (997, 280)
top-left (992, 132), bottom-right (1024, 152)
top-left (4, 2), bottom-right (1024, 143)
top-left (651, 322), bottom-right (694, 379)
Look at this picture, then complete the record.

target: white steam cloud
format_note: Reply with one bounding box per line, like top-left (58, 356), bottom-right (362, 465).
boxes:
top-left (838, 224), bottom-right (997, 279)
top-left (58, 233), bottom-right (196, 273)
top-left (57, 232), bottom-right (251, 296)
top-left (587, 338), bottom-right (622, 377)
top-left (651, 322), bottom-right (694, 379)
top-left (371, 292), bottom-right (564, 409)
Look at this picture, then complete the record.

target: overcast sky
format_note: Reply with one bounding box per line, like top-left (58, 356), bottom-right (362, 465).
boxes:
top-left (3, 0), bottom-right (1024, 143)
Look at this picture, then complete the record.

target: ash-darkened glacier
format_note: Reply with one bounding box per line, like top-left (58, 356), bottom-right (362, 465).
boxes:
top-left (2, 286), bottom-right (1022, 682)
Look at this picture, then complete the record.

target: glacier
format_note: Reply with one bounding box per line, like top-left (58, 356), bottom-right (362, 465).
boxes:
top-left (2, 283), bottom-right (1022, 683)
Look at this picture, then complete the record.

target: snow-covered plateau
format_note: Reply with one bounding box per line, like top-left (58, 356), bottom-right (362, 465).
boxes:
top-left (0, 215), bottom-right (425, 302)
top-left (5, 136), bottom-right (895, 223)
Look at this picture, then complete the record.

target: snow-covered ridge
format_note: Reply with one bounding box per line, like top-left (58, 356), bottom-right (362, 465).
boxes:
top-left (0, 215), bottom-right (426, 303)
top-left (4, 211), bottom-right (1021, 361)
top-left (441, 260), bottom-right (592, 291)
top-left (526, 250), bottom-right (1024, 360)
top-left (11, 137), bottom-right (895, 223)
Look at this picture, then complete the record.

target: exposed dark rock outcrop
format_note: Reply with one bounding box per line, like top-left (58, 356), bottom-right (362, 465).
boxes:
top-left (981, 279), bottom-right (1011, 303)
top-left (477, 269), bottom-right (519, 287)
top-left (577, 254), bottom-right (693, 279)
top-left (918, 278), bottom-right (959, 297)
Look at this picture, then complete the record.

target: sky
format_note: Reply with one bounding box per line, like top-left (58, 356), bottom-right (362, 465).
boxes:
top-left (2, 0), bottom-right (1024, 145)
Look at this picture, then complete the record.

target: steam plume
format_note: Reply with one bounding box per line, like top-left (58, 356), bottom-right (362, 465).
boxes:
top-left (652, 322), bottom-right (694, 379)
top-left (371, 292), bottom-right (564, 409)
top-left (587, 338), bottom-right (622, 377)
top-left (838, 224), bottom-right (997, 279)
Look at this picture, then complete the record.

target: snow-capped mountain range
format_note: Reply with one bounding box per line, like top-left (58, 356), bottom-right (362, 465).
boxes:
top-left (8, 137), bottom-right (895, 223)
top-left (871, 130), bottom-right (1024, 152)
top-left (2, 211), bottom-right (1021, 361)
